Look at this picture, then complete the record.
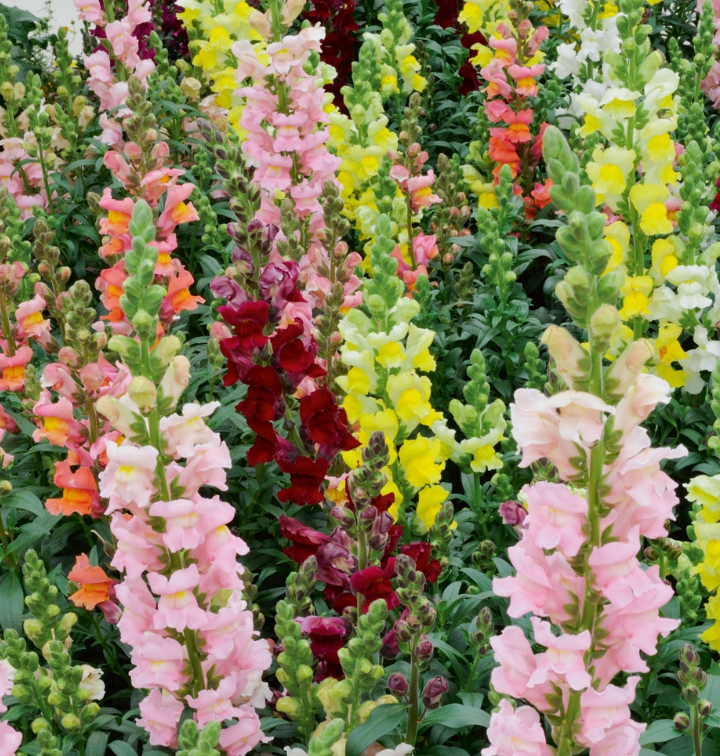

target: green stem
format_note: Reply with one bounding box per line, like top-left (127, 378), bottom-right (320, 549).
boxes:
top-left (184, 629), bottom-right (206, 695)
top-left (406, 639), bottom-right (420, 746)
top-left (356, 528), bottom-right (368, 619)
top-left (406, 196), bottom-right (416, 269)
top-left (0, 510), bottom-right (17, 569)
top-left (0, 292), bottom-right (16, 356)
top-left (691, 703), bottom-right (704, 756)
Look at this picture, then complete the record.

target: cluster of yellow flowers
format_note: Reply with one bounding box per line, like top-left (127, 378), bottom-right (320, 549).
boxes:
top-left (328, 0), bottom-right (426, 255)
top-left (177, 0), bottom-right (263, 131)
top-left (686, 475), bottom-right (720, 649)
top-left (337, 215), bottom-right (504, 532)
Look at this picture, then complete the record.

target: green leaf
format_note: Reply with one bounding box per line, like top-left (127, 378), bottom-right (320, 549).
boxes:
top-left (346, 704), bottom-right (407, 756)
top-left (109, 741), bottom-right (138, 756)
top-left (86, 731), bottom-right (109, 756)
top-left (639, 719), bottom-right (682, 745)
top-left (2, 490), bottom-right (44, 517)
top-left (420, 704), bottom-right (490, 730)
top-left (0, 571), bottom-right (24, 633)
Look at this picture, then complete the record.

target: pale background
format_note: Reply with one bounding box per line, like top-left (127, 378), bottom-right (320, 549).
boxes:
top-left (6, 0), bottom-right (83, 52)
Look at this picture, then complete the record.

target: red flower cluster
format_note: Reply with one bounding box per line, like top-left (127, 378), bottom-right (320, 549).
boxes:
top-left (304, 0), bottom-right (359, 106)
top-left (215, 236), bottom-right (358, 507)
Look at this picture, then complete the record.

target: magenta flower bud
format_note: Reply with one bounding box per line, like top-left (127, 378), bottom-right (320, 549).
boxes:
top-left (388, 673), bottom-right (408, 696)
top-left (380, 629), bottom-right (399, 659)
top-left (359, 506), bottom-right (377, 533)
top-left (499, 500), bottom-right (527, 527)
top-left (416, 635), bottom-right (433, 663)
top-left (330, 506), bottom-right (356, 530)
top-left (422, 676), bottom-right (449, 710)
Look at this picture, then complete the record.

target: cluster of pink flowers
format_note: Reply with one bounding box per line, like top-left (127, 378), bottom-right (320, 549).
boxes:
top-left (484, 367), bottom-right (683, 755)
top-left (232, 26), bottom-right (362, 317)
top-left (100, 392), bottom-right (272, 751)
top-left (477, 18), bottom-right (552, 216)
top-left (74, 0), bottom-right (156, 144)
top-left (0, 659), bottom-right (21, 756)
top-left (700, 0), bottom-right (720, 107)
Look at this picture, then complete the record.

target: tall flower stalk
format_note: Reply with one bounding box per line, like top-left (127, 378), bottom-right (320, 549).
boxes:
top-left (483, 126), bottom-right (683, 756)
top-left (98, 200), bottom-right (271, 752)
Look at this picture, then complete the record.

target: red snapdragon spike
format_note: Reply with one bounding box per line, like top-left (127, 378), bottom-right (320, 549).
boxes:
top-left (399, 542), bottom-right (443, 583)
top-left (350, 558), bottom-right (400, 612)
top-left (279, 514), bottom-right (331, 563)
top-left (276, 454), bottom-right (330, 506)
top-left (300, 388), bottom-right (361, 454)
top-left (218, 300), bottom-right (271, 352)
top-left (246, 419), bottom-right (280, 466)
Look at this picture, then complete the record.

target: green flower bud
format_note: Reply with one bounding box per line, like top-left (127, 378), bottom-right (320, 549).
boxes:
top-left (128, 199), bottom-right (156, 243)
top-left (31, 717), bottom-right (50, 733)
top-left (12, 683), bottom-right (33, 703)
top-left (276, 695), bottom-right (300, 717)
top-left (128, 376), bottom-right (157, 414)
top-left (589, 305), bottom-right (620, 352)
top-left (61, 713), bottom-right (81, 731)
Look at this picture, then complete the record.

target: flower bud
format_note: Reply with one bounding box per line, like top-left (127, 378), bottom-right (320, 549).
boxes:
top-left (128, 376), bottom-right (157, 415)
top-left (422, 676), bottom-right (449, 710)
top-left (699, 699), bottom-right (713, 718)
top-left (380, 629), bottom-right (399, 658)
top-left (297, 664), bottom-right (314, 683)
top-left (393, 618), bottom-right (412, 644)
top-left (159, 355), bottom-right (190, 408)
top-left (674, 712), bottom-right (691, 731)
top-left (541, 325), bottom-right (588, 390)
top-left (499, 500), bottom-right (527, 527)
top-left (180, 76), bottom-right (202, 101)
top-left (23, 618), bottom-right (44, 642)
top-left (388, 673), bottom-right (408, 696)
top-left (31, 718), bottom-right (50, 734)
top-left (416, 636), bottom-right (434, 664)
top-left (589, 305), bottom-right (620, 349)
top-left (330, 505), bottom-right (356, 531)
top-left (359, 506), bottom-right (377, 533)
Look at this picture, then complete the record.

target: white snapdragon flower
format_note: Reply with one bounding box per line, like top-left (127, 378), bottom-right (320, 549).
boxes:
top-left (79, 665), bottom-right (105, 702)
top-left (680, 327), bottom-right (720, 394)
top-left (666, 265), bottom-right (714, 310)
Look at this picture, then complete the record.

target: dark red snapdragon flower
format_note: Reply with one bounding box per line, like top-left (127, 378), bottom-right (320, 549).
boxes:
top-left (219, 300), bottom-right (270, 354)
top-left (296, 615), bottom-right (352, 680)
top-left (276, 451), bottom-right (330, 506)
top-left (300, 387), bottom-right (360, 453)
top-left (246, 419), bottom-right (281, 466)
top-left (350, 558), bottom-right (399, 612)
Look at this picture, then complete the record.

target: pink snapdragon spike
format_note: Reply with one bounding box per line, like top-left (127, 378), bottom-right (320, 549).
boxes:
top-left (485, 344), bottom-right (684, 755)
top-left (231, 26), bottom-right (362, 325)
top-left (101, 394), bottom-right (272, 749)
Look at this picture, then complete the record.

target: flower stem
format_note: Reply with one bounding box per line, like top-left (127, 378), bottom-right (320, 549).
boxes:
top-left (406, 638), bottom-right (420, 745)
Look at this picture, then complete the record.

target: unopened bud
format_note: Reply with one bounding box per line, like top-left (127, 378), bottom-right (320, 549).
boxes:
top-left (388, 673), bottom-right (408, 696)
top-left (422, 676), bottom-right (449, 710)
top-left (674, 712), bottom-right (691, 731)
top-left (128, 376), bottom-right (157, 414)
